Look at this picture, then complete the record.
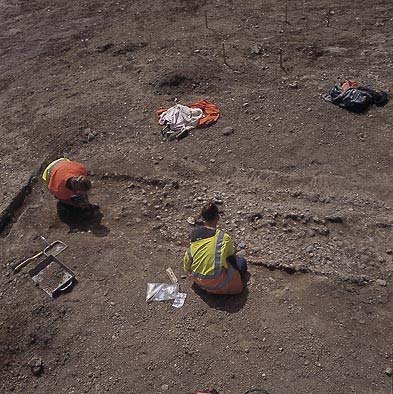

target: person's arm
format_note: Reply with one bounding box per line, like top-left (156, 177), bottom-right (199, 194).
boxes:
top-left (227, 255), bottom-right (237, 266)
top-left (223, 234), bottom-right (235, 268)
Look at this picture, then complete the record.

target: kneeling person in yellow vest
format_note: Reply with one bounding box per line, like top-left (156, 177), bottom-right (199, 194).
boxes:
top-left (183, 202), bottom-right (248, 295)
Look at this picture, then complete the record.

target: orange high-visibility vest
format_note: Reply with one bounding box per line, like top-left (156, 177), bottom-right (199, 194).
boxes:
top-left (45, 159), bottom-right (87, 201)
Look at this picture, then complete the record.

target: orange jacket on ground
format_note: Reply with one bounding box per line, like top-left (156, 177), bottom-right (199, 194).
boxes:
top-left (47, 160), bottom-right (88, 201)
top-left (342, 80), bottom-right (360, 92)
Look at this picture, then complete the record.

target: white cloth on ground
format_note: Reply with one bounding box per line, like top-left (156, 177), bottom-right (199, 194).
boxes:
top-left (158, 104), bottom-right (203, 132)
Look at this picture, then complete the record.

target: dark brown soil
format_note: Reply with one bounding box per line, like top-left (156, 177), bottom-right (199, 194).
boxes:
top-left (1, 1), bottom-right (392, 393)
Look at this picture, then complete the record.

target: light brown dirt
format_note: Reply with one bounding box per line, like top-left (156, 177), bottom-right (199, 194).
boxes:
top-left (1, 1), bottom-right (393, 393)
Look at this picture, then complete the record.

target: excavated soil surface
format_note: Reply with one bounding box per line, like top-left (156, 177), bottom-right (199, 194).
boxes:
top-left (1, 1), bottom-right (393, 393)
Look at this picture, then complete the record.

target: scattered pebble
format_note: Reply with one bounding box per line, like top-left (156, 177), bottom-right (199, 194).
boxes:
top-left (96, 43), bottom-right (114, 53)
top-left (376, 279), bottom-right (387, 287)
top-left (325, 215), bottom-right (344, 224)
top-left (318, 227), bottom-right (330, 236)
top-left (222, 127), bottom-right (234, 136)
top-left (186, 217), bottom-right (195, 226)
top-left (28, 357), bottom-right (43, 376)
top-left (251, 44), bottom-right (263, 55)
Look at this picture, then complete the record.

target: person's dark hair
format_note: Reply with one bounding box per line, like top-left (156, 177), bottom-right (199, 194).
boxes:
top-left (68, 176), bottom-right (91, 192)
top-left (77, 178), bottom-right (91, 192)
top-left (201, 202), bottom-right (219, 222)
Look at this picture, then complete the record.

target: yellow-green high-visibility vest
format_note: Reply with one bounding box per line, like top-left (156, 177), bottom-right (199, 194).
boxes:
top-left (183, 229), bottom-right (234, 278)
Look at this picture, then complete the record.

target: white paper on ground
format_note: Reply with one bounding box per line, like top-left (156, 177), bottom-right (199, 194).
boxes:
top-left (172, 292), bottom-right (187, 308)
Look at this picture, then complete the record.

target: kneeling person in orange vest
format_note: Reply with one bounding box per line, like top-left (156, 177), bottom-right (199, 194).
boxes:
top-left (42, 158), bottom-right (96, 209)
top-left (183, 202), bottom-right (248, 295)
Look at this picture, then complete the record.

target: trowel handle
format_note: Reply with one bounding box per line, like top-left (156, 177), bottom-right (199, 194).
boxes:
top-left (39, 235), bottom-right (50, 246)
top-left (12, 251), bottom-right (44, 273)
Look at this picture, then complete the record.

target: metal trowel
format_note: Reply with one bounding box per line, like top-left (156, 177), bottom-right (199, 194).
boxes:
top-left (12, 240), bottom-right (68, 273)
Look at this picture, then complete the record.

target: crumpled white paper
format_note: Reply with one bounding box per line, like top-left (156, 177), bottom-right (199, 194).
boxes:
top-left (172, 293), bottom-right (187, 308)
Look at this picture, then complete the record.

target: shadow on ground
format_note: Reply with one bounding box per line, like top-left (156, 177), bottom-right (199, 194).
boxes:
top-left (191, 280), bottom-right (249, 313)
top-left (56, 202), bottom-right (110, 237)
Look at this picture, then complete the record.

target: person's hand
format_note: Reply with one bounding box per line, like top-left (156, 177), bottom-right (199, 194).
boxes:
top-left (70, 194), bottom-right (84, 203)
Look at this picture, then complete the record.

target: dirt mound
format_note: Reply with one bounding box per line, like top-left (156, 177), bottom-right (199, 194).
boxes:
top-left (155, 72), bottom-right (197, 94)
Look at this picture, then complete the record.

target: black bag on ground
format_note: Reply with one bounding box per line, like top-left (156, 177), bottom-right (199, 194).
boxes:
top-left (322, 82), bottom-right (388, 113)
top-left (336, 88), bottom-right (374, 113)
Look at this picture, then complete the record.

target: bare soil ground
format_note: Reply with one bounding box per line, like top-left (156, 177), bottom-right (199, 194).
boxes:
top-left (1, 1), bottom-right (393, 393)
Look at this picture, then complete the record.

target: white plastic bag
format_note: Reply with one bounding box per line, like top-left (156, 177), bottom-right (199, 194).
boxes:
top-left (146, 283), bottom-right (179, 302)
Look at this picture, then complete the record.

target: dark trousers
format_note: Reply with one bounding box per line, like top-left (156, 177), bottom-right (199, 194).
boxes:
top-left (229, 255), bottom-right (248, 272)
